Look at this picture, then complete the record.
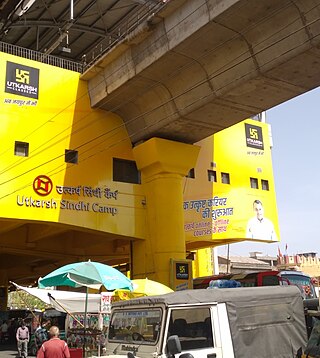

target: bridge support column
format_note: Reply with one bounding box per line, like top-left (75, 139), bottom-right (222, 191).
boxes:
top-left (132, 138), bottom-right (200, 287)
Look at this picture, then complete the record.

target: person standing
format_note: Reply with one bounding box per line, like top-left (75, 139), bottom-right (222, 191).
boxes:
top-left (0, 320), bottom-right (8, 343)
top-left (37, 326), bottom-right (70, 358)
top-left (34, 321), bottom-right (48, 352)
top-left (16, 320), bottom-right (29, 358)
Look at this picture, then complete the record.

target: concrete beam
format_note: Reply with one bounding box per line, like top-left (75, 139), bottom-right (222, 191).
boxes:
top-left (27, 223), bottom-right (71, 243)
top-left (83, 0), bottom-right (320, 144)
top-left (0, 220), bottom-right (24, 234)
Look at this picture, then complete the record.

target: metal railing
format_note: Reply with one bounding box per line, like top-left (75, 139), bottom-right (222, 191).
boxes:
top-left (80, 0), bottom-right (169, 72)
top-left (0, 42), bottom-right (83, 73)
top-left (0, 1), bottom-right (170, 74)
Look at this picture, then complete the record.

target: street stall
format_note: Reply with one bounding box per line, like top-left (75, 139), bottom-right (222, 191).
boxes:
top-left (11, 283), bottom-right (112, 357)
top-left (37, 260), bottom-right (132, 358)
top-left (63, 293), bottom-right (112, 357)
top-left (12, 261), bottom-right (132, 357)
top-left (12, 276), bottom-right (173, 357)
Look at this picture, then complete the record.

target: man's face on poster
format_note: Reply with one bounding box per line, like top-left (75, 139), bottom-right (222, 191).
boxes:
top-left (253, 202), bottom-right (264, 220)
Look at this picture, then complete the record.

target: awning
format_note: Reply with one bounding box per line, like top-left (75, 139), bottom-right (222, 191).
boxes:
top-left (11, 282), bottom-right (111, 313)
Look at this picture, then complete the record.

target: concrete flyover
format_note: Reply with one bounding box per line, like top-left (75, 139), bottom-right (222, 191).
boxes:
top-left (82, 0), bottom-right (320, 145)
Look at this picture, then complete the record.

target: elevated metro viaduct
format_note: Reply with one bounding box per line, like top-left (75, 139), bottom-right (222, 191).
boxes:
top-left (1, 0), bottom-right (320, 293)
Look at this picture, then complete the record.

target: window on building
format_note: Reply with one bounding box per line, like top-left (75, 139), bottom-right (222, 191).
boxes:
top-left (65, 149), bottom-right (78, 164)
top-left (113, 158), bottom-right (140, 184)
top-left (221, 172), bottom-right (230, 184)
top-left (250, 177), bottom-right (259, 189)
top-left (14, 141), bottom-right (29, 157)
top-left (208, 170), bottom-right (217, 182)
top-left (261, 179), bottom-right (269, 191)
top-left (186, 168), bottom-right (195, 178)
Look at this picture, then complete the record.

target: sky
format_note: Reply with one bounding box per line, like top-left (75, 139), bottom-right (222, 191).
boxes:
top-left (218, 86), bottom-right (320, 258)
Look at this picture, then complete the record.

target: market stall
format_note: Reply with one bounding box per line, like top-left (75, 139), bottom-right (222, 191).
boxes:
top-left (64, 293), bottom-right (112, 357)
top-left (11, 283), bottom-right (114, 357)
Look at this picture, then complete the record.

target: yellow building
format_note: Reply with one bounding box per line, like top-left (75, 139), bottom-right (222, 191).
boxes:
top-left (184, 119), bottom-right (280, 278)
top-left (0, 51), bottom-right (279, 291)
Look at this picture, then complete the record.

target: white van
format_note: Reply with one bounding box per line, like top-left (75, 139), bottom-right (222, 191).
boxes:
top-left (104, 286), bottom-right (307, 358)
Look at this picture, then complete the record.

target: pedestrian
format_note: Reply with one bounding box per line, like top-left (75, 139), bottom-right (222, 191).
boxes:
top-left (37, 326), bottom-right (70, 358)
top-left (0, 320), bottom-right (8, 343)
top-left (16, 319), bottom-right (29, 358)
top-left (34, 320), bottom-right (49, 352)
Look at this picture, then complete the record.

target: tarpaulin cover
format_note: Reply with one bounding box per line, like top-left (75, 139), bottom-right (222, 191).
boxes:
top-left (112, 285), bottom-right (308, 358)
top-left (11, 282), bottom-right (111, 313)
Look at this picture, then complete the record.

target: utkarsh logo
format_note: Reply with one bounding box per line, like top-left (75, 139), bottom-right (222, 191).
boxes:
top-left (5, 61), bottom-right (39, 99)
top-left (245, 123), bottom-right (264, 150)
top-left (33, 175), bottom-right (53, 196)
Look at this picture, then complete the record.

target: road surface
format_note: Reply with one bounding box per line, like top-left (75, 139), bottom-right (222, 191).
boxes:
top-left (0, 344), bottom-right (20, 357)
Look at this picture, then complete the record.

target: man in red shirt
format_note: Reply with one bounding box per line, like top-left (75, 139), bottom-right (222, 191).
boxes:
top-left (37, 326), bottom-right (70, 358)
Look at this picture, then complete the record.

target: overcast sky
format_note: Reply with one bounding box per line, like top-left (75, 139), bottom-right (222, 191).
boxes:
top-left (218, 86), bottom-right (320, 258)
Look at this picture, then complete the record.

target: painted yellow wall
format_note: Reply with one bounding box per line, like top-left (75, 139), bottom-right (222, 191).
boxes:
top-left (184, 119), bottom-right (279, 248)
top-left (0, 52), bottom-right (145, 239)
top-left (0, 52), bottom-right (280, 283)
top-left (184, 120), bottom-right (280, 277)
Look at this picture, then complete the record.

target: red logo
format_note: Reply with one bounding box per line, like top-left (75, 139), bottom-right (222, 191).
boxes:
top-left (33, 175), bottom-right (53, 196)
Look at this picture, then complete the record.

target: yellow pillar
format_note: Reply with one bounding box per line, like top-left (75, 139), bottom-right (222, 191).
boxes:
top-left (192, 248), bottom-right (214, 278)
top-left (132, 138), bottom-right (200, 287)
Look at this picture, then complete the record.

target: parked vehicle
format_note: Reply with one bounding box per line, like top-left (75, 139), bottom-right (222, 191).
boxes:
top-left (193, 270), bottom-right (317, 298)
top-left (280, 271), bottom-right (317, 298)
top-left (105, 286), bottom-right (308, 358)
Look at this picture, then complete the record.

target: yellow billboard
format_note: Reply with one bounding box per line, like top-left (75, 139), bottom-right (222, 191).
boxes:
top-left (183, 119), bottom-right (280, 248)
top-left (0, 52), bottom-right (146, 239)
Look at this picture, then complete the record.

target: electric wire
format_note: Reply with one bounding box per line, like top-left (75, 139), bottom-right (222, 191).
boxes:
top-left (0, 1), bottom-right (319, 197)
top-left (0, 0), bottom-right (302, 165)
top-left (0, 0), bottom-right (313, 173)
top-left (1, 22), bottom-right (319, 202)
top-left (0, 1), bottom-right (312, 178)
top-left (1, 9), bottom-right (319, 195)
top-left (83, 0), bottom-right (306, 110)
top-left (2, 1), bottom-right (312, 271)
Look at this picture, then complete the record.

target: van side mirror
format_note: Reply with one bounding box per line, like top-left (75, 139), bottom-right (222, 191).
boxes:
top-left (166, 335), bottom-right (181, 355)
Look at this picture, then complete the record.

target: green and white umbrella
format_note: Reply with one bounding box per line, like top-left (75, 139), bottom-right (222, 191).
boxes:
top-left (38, 260), bottom-right (132, 291)
top-left (38, 260), bottom-right (132, 356)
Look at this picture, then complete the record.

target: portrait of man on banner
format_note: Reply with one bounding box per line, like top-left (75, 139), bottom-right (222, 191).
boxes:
top-left (246, 199), bottom-right (278, 242)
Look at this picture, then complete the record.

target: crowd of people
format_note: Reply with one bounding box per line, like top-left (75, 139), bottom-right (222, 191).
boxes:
top-left (0, 317), bottom-right (70, 358)
top-left (0, 318), bottom-right (21, 343)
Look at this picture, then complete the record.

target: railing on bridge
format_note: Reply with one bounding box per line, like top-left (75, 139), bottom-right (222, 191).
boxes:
top-left (82, 1), bottom-right (169, 72)
top-left (0, 1), bottom-right (169, 74)
top-left (0, 42), bottom-right (83, 73)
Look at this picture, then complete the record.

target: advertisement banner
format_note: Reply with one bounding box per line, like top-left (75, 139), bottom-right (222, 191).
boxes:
top-left (184, 119), bottom-right (280, 247)
top-left (170, 259), bottom-right (193, 291)
top-left (0, 51), bottom-right (145, 239)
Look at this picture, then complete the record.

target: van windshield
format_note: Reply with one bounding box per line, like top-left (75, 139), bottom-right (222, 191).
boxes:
top-left (108, 308), bottom-right (162, 344)
top-left (281, 273), bottom-right (316, 298)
